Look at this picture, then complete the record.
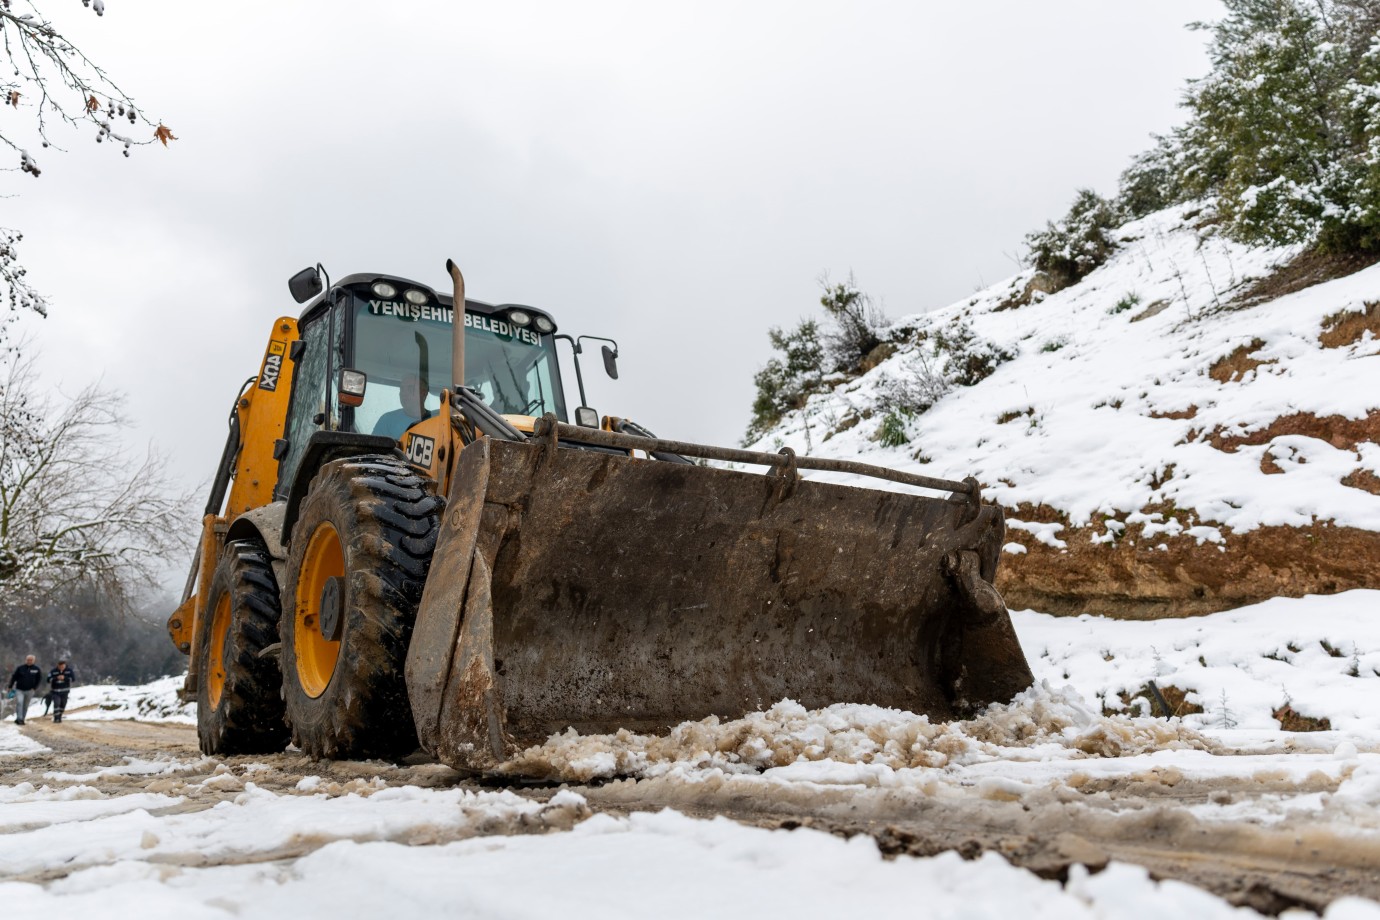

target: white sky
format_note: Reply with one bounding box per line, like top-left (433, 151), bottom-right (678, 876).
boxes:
top-left (5, 0), bottom-right (1220, 577)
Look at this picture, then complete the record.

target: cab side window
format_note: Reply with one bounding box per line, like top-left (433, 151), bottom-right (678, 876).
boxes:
top-left (274, 311), bottom-right (331, 500)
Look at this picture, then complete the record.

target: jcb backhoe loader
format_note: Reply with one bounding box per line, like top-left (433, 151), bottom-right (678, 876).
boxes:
top-left (168, 259), bottom-right (1033, 771)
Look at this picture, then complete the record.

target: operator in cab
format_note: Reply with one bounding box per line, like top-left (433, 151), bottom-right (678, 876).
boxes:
top-left (373, 374), bottom-right (431, 441)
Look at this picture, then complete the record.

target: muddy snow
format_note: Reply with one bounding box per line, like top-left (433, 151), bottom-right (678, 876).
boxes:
top-left (2, 591), bottom-right (1379, 917)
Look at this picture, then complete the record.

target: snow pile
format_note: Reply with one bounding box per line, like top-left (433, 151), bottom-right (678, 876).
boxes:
top-left (0, 723), bottom-right (48, 757)
top-left (749, 205), bottom-right (1380, 538)
top-left (1016, 590), bottom-right (1380, 732)
top-left (507, 591), bottom-right (1377, 783)
top-left (41, 756), bottom-right (215, 784)
top-left (65, 675), bottom-right (194, 724)
top-left (504, 683), bottom-right (1208, 783)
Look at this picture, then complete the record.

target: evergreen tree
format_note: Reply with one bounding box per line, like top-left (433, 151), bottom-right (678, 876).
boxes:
top-left (1174, 0), bottom-right (1380, 251)
top-left (1118, 135), bottom-right (1188, 220)
top-left (1025, 189), bottom-right (1120, 289)
top-left (817, 274), bottom-right (885, 374)
top-left (746, 319), bottom-right (824, 443)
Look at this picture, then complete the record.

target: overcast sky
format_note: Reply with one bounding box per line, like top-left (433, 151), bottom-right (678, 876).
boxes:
top-left (7, 0), bottom-right (1220, 566)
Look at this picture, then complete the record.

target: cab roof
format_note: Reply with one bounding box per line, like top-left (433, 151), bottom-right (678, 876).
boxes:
top-left (298, 272), bottom-right (556, 330)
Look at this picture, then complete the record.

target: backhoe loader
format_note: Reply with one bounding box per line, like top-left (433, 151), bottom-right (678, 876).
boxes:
top-left (168, 259), bottom-right (1033, 771)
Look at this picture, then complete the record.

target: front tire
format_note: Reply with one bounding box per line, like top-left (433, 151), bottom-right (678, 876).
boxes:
top-left (281, 454), bottom-right (442, 759)
top-left (197, 539), bottom-right (289, 755)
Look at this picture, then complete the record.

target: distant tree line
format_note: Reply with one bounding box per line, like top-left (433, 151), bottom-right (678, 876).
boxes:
top-left (1029, 0), bottom-right (1380, 289)
top-left (0, 584), bottom-right (185, 684)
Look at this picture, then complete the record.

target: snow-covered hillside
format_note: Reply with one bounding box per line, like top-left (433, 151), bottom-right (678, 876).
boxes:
top-left (747, 205), bottom-right (1380, 616)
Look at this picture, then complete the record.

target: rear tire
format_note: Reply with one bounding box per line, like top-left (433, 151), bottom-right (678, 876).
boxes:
top-left (281, 454), bottom-right (443, 759)
top-left (197, 539), bottom-right (290, 755)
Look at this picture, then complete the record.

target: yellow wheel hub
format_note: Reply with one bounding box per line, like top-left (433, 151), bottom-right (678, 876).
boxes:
top-left (295, 522), bottom-right (345, 698)
top-left (206, 592), bottom-right (232, 709)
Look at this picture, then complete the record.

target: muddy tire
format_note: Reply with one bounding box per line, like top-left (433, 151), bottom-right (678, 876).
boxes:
top-left (196, 539), bottom-right (290, 755)
top-left (281, 454), bottom-right (443, 760)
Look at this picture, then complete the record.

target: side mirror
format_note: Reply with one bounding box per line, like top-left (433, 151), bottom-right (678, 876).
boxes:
top-left (288, 266), bottom-right (324, 304)
top-left (601, 344), bottom-right (619, 380)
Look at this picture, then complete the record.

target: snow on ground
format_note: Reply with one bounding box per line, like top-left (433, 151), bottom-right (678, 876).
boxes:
top-left (11, 799), bottom-right (1373, 919)
top-left (507, 591), bottom-right (1380, 779)
top-left (0, 722), bottom-right (46, 756)
top-left (501, 591), bottom-right (1380, 864)
top-left (1017, 589), bottom-right (1380, 733)
top-left (63, 675), bottom-right (195, 724)
top-left (2, 592), bottom-right (1379, 916)
top-left (748, 205), bottom-right (1380, 538)
top-left (0, 674), bottom-right (192, 752)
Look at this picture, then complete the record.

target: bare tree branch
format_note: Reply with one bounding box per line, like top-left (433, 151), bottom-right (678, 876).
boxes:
top-left (0, 1), bottom-right (169, 336)
top-left (0, 345), bottom-right (194, 611)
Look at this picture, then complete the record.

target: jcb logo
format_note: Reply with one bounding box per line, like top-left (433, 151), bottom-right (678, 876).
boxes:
top-left (406, 434), bottom-right (435, 469)
top-left (258, 342), bottom-right (285, 392)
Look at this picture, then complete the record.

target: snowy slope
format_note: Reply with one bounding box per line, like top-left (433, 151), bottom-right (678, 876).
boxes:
top-left (746, 205), bottom-right (1380, 615)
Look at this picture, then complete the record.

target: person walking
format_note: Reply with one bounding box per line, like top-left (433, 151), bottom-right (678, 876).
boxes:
top-left (47, 660), bottom-right (76, 723)
top-left (6, 655), bottom-right (43, 726)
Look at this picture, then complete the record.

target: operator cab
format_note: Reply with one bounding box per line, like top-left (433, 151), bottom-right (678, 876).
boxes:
top-left (347, 283), bottom-right (566, 436)
top-left (275, 270), bottom-right (567, 500)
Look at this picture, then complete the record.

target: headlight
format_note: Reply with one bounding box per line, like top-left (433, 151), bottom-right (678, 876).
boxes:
top-left (534, 315), bottom-right (555, 334)
top-left (508, 309), bottom-right (532, 327)
top-left (338, 369), bottom-right (367, 408)
top-left (340, 370), bottom-right (367, 396)
top-left (403, 289), bottom-right (428, 305)
top-left (371, 282), bottom-right (397, 299)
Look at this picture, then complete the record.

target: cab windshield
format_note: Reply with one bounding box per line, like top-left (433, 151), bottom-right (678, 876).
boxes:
top-left (349, 296), bottom-right (567, 439)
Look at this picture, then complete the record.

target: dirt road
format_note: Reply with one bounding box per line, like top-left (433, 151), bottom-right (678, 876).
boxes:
top-left (6, 714), bottom-right (1377, 915)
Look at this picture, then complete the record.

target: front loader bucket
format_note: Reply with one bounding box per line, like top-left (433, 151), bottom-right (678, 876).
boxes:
top-left (406, 431), bottom-right (1033, 773)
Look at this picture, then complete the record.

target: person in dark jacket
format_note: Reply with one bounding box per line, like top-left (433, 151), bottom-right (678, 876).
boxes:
top-left (7, 655), bottom-right (42, 725)
top-left (47, 660), bottom-right (75, 723)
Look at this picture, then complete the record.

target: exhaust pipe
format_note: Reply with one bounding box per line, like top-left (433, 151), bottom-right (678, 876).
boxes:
top-left (446, 258), bottom-right (466, 394)
top-left (444, 259), bottom-right (525, 443)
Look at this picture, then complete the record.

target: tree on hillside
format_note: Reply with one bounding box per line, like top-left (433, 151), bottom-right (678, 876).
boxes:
top-left (1, 1), bottom-right (171, 333)
top-left (1118, 136), bottom-right (1189, 220)
top-left (1111, 0), bottom-right (1380, 253)
top-left (1025, 189), bottom-right (1121, 290)
top-left (818, 273), bottom-right (886, 374)
top-left (745, 274), bottom-right (892, 444)
top-left (0, 349), bottom-right (191, 612)
top-left (747, 319), bottom-right (824, 444)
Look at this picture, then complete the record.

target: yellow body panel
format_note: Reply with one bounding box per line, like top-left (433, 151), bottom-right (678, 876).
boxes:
top-left (399, 400), bottom-right (453, 484)
top-left (169, 317), bottom-right (301, 685)
top-left (226, 318), bottom-right (300, 517)
top-left (169, 512), bottom-right (224, 690)
top-left (167, 591), bottom-right (197, 653)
